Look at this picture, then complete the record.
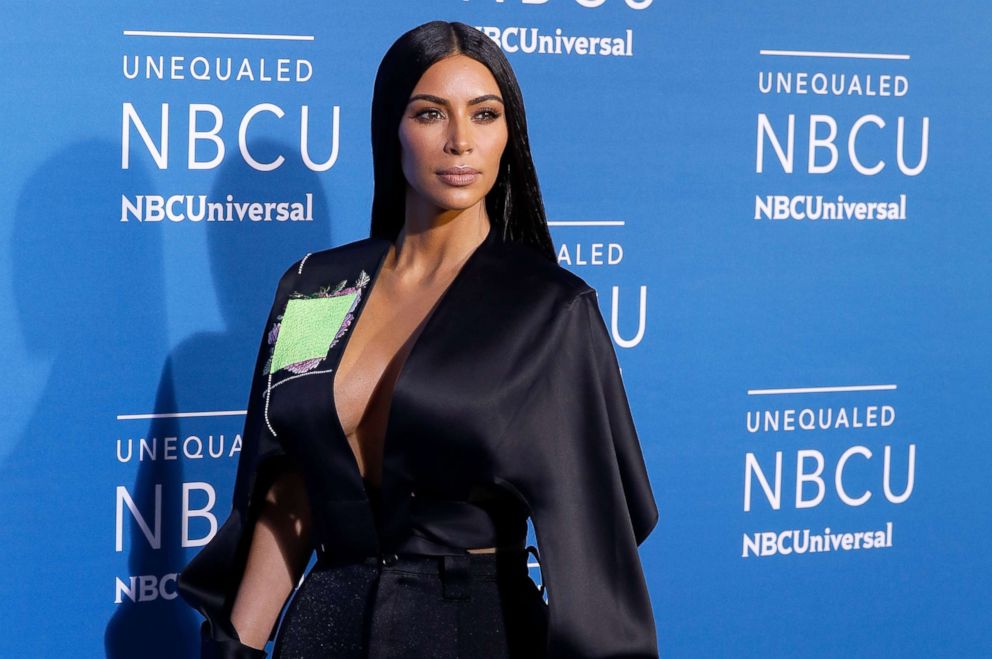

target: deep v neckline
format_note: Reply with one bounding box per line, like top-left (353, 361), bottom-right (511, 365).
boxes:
top-left (328, 224), bottom-right (495, 495)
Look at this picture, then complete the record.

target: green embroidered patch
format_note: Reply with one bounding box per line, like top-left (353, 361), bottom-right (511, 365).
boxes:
top-left (269, 293), bottom-right (358, 374)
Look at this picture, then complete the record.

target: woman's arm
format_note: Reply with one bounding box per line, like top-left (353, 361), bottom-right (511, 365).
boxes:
top-left (229, 466), bottom-right (313, 650)
top-left (177, 256), bottom-right (310, 657)
top-left (496, 289), bottom-right (659, 657)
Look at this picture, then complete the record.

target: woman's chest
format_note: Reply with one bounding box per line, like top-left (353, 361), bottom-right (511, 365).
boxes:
top-left (261, 248), bottom-right (534, 499)
top-left (331, 262), bottom-right (464, 473)
top-left (267, 308), bottom-right (520, 497)
top-left (259, 234), bottom-right (577, 505)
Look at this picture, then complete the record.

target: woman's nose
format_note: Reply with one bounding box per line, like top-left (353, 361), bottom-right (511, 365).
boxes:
top-left (445, 116), bottom-right (472, 154)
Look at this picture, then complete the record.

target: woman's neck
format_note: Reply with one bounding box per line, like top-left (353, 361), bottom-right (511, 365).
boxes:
top-left (390, 203), bottom-right (491, 283)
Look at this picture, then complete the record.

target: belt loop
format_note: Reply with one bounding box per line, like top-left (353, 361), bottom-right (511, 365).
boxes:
top-left (441, 554), bottom-right (471, 600)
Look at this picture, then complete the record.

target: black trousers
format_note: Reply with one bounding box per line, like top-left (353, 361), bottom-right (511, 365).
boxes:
top-left (273, 551), bottom-right (548, 659)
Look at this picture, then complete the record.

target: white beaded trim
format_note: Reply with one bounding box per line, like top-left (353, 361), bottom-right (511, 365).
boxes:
top-left (264, 366), bottom-right (336, 437)
top-left (264, 370), bottom-right (277, 437)
top-left (297, 252), bottom-right (313, 275)
top-left (268, 251), bottom-right (314, 435)
top-left (269, 368), bottom-right (334, 391)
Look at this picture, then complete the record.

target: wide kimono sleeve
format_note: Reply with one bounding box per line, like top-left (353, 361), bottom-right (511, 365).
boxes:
top-left (497, 287), bottom-right (660, 658)
top-left (176, 259), bottom-right (302, 659)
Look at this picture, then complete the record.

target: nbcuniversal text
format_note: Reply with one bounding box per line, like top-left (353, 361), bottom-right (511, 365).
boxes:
top-left (742, 401), bottom-right (913, 560)
top-left (742, 521), bottom-right (894, 558)
top-left (754, 193), bottom-right (906, 222)
top-left (120, 192), bottom-right (314, 223)
top-left (754, 55), bottom-right (928, 227)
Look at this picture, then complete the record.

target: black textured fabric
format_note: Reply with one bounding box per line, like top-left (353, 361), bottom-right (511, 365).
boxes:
top-left (198, 620), bottom-right (268, 659)
top-left (273, 551), bottom-right (547, 659)
top-left (177, 226), bottom-right (660, 657)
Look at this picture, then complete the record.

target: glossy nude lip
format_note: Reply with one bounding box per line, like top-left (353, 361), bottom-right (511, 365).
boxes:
top-left (436, 166), bottom-right (480, 187)
top-left (437, 172), bottom-right (479, 186)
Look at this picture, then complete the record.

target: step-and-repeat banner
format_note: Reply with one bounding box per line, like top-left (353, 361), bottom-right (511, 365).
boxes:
top-left (1, 2), bottom-right (989, 657)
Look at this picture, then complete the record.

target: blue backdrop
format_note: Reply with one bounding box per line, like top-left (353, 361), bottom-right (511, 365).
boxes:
top-left (1, 1), bottom-right (989, 657)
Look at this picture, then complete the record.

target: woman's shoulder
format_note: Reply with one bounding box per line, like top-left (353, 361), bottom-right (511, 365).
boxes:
top-left (484, 236), bottom-right (596, 308)
top-left (271, 233), bottom-right (595, 311)
top-left (276, 236), bottom-right (389, 285)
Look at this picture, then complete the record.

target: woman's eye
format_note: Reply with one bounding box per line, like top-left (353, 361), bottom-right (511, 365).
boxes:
top-left (415, 108), bottom-right (443, 123)
top-left (476, 108), bottom-right (502, 122)
top-left (413, 107), bottom-right (502, 123)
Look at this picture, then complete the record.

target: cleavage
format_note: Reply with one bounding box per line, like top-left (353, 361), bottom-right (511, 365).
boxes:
top-left (331, 257), bottom-right (456, 490)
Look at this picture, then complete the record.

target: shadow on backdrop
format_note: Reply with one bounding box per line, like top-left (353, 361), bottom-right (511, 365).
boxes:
top-left (0, 139), bottom-right (189, 656)
top-left (0, 132), bottom-right (334, 657)
top-left (105, 137), bottom-right (334, 657)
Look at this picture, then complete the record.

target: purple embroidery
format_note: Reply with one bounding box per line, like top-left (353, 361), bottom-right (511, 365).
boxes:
top-left (283, 357), bottom-right (323, 374)
top-left (327, 285), bottom-right (364, 350)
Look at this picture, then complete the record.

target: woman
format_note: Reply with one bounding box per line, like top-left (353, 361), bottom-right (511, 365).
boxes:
top-left (177, 20), bottom-right (659, 658)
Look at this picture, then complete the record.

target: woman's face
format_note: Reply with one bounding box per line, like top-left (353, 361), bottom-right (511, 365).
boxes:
top-left (399, 54), bottom-right (508, 215)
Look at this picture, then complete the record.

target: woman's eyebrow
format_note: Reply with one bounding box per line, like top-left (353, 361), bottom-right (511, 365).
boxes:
top-left (407, 93), bottom-right (504, 106)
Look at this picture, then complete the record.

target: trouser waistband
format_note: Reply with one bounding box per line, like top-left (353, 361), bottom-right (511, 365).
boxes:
top-left (314, 545), bottom-right (540, 601)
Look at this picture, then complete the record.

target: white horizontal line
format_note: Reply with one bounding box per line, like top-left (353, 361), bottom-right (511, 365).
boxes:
top-left (117, 409), bottom-right (247, 421)
top-left (548, 220), bottom-right (625, 226)
top-left (748, 384), bottom-right (897, 396)
top-left (123, 30), bottom-right (314, 41)
top-left (759, 49), bottom-right (909, 60)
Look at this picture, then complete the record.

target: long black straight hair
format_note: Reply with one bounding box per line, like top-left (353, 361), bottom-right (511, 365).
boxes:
top-left (369, 20), bottom-right (556, 262)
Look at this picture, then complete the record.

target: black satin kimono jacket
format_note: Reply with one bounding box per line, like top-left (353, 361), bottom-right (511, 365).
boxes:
top-left (177, 226), bottom-right (660, 658)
